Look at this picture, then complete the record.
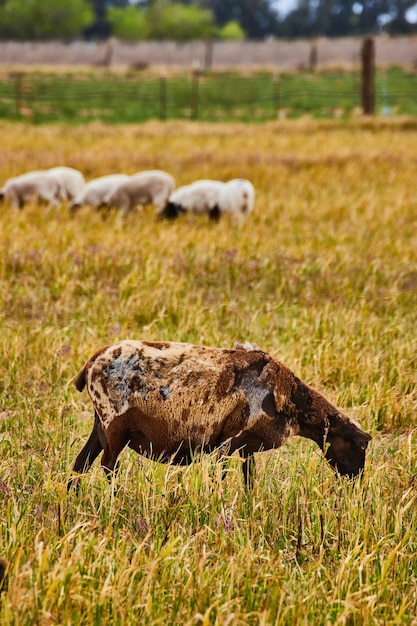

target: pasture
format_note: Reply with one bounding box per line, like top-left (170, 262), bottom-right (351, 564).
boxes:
top-left (1, 67), bottom-right (417, 123)
top-left (0, 118), bottom-right (417, 624)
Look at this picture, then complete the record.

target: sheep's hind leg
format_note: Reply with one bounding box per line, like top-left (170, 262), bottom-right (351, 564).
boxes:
top-left (239, 450), bottom-right (255, 489)
top-left (11, 192), bottom-right (23, 210)
top-left (68, 412), bottom-right (105, 491)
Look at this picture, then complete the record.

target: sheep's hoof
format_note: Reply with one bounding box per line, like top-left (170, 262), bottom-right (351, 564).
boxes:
top-left (67, 475), bottom-right (81, 493)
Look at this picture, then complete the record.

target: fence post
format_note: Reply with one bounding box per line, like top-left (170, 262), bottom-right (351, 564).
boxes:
top-left (159, 75), bottom-right (167, 121)
top-left (272, 73), bottom-right (280, 119)
top-left (361, 36), bottom-right (375, 115)
top-left (309, 38), bottom-right (318, 71)
top-left (191, 69), bottom-right (199, 120)
top-left (100, 38), bottom-right (114, 69)
top-left (13, 72), bottom-right (23, 118)
top-left (204, 38), bottom-right (214, 72)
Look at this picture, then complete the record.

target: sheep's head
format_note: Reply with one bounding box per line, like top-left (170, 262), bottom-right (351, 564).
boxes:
top-left (160, 201), bottom-right (184, 220)
top-left (325, 423), bottom-right (371, 478)
top-left (208, 205), bottom-right (221, 221)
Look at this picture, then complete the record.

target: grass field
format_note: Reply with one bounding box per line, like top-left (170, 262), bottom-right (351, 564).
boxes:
top-left (0, 117), bottom-right (417, 624)
top-left (0, 67), bottom-right (417, 122)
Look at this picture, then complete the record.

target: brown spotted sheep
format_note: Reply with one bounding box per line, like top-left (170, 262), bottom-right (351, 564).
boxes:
top-left (69, 340), bottom-right (371, 489)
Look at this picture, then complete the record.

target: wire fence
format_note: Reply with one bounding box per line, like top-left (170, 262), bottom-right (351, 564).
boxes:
top-left (0, 68), bottom-right (416, 123)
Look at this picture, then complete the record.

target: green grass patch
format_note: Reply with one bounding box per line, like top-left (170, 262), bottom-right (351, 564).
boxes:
top-left (0, 67), bottom-right (416, 123)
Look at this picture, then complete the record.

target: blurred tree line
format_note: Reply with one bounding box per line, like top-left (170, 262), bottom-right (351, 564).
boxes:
top-left (279, 0), bottom-right (417, 37)
top-left (0, 0), bottom-right (416, 41)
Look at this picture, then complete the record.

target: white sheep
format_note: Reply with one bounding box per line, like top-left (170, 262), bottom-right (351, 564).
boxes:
top-left (104, 170), bottom-right (176, 217)
top-left (0, 166), bottom-right (85, 209)
top-left (160, 179), bottom-right (225, 220)
top-left (160, 178), bottom-right (255, 222)
top-left (70, 174), bottom-right (130, 213)
top-left (0, 170), bottom-right (62, 209)
top-left (219, 179), bottom-right (255, 223)
top-left (48, 167), bottom-right (85, 202)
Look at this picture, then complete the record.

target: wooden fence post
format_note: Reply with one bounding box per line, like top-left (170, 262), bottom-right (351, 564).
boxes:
top-left (204, 38), bottom-right (214, 72)
top-left (13, 72), bottom-right (23, 117)
top-left (361, 36), bottom-right (375, 115)
top-left (309, 38), bottom-right (318, 71)
top-left (191, 69), bottom-right (199, 120)
top-left (159, 75), bottom-right (167, 121)
top-left (272, 73), bottom-right (281, 119)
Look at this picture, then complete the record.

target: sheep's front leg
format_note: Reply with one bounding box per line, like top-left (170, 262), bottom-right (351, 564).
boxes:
top-left (12, 193), bottom-right (24, 210)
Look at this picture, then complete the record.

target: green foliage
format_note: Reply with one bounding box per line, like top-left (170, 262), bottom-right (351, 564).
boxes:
top-left (0, 0), bottom-right (415, 42)
top-left (217, 20), bottom-right (246, 40)
top-left (147, 1), bottom-right (214, 40)
top-left (209, 0), bottom-right (279, 39)
top-left (107, 5), bottom-right (149, 40)
top-left (0, 0), bottom-right (94, 40)
top-left (105, 1), bottom-right (216, 42)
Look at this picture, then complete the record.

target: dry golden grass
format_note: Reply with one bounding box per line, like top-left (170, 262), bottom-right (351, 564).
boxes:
top-left (0, 118), bottom-right (417, 624)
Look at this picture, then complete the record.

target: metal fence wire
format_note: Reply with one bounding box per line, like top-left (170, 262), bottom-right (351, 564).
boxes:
top-left (0, 69), bottom-right (416, 123)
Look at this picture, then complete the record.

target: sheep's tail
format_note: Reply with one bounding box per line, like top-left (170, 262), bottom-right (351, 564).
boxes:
top-left (71, 345), bottom-right (110, 392)
top-left (72, 366), bottom-right (87, 392)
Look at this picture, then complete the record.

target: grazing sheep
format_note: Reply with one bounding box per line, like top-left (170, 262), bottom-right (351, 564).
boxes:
top-left (0, 166), bottom-right (85, 209)
top-left (0, 170), bottom-right (62, 209)
top-left (104, 170), bottom-right (175, 217)
top-left (219, 179), bottom-right (255, 224)
top-left (48, 167), bottom-right (85, 202)
top-left (70, 174), bottom-right (130, 213)
top-left (160, 178), bottom-right (254, 222)
top-left (160, 179), bottom-right (225, 220)
top-left (69, 340), bottom-right (371, 490)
